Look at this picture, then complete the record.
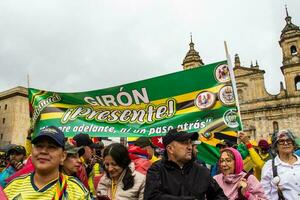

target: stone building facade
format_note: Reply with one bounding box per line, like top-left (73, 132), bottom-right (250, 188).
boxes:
top-left (0, 87), bottom-right (30, 146)
top-left (182, 9), bottom-right (300, 139)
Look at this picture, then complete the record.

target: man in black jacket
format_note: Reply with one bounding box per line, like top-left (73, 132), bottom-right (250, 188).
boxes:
top-left (144, 129), bottom-right (227, 200)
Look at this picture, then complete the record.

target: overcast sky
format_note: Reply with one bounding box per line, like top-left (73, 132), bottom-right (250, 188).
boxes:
top-left (0, 0), bottom-right (299, 95)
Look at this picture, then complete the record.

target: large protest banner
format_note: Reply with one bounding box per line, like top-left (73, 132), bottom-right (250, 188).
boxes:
top-left (29, 60), bottom-right (242, 155)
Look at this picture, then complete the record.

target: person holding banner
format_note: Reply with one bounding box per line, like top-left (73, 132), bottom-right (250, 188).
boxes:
top-left (239, 132), bottom-right (272, 180)
top-left (4, 126), bottom-right (91, 200)
top-left (97, 143), bottom-right (145, 200)
top-left (144, 129), bottom-right (227, 200)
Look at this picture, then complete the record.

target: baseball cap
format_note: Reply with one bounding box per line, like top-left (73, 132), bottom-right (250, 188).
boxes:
top-left (65, 142), bottom-right (85, 157)
top-left (31, 126), bottom-right (65, 148)
top-left (163, 129), bottom-right (199, 147)
top-left (8, 145), bottom-right (26, 156)
top-left (134, 137), bottom-right (155, 148)
top-left (73, 133), bottom-right (100, 148)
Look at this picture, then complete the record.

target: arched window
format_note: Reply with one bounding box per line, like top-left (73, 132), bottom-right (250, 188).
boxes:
top-left (237, 89), bottom-right (243, 102)
top-left (273, 121), bottom-right (279, 133)
top-left (291, 45), bottom-right (297, 56)
top-left (295, 76), bottom-right (300, 90)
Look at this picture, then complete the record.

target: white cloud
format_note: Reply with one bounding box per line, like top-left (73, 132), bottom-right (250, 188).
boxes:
top-left (0, 0), bottom-right (299, 94)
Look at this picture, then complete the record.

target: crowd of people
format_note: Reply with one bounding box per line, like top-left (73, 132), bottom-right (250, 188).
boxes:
top-left (0, 126), bottom-right (299, 200)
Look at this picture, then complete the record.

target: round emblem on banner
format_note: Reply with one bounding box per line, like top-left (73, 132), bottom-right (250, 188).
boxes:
top-left (218, 85), bottom-right (235, 106)
top-left (201, 132), bottom-right (214, 140)
top-left (215, 64), bottom-right (230, 83)
top-left (194, 91), bottom-right (216, 110)
top-left (223, 109), bottom-right (239, 128)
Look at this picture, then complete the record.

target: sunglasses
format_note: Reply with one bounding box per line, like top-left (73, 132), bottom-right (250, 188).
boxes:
top-left (277, 139), bottom-right (293, 145)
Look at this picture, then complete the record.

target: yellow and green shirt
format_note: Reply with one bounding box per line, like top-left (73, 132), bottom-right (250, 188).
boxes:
top-left (4, 173), bottom-right (91, 200)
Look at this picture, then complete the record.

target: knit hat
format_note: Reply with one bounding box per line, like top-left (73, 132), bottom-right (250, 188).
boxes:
top-left (220, 147), bottom-right (243, 174)
top-left (258, 139), bottom-right (270, 151)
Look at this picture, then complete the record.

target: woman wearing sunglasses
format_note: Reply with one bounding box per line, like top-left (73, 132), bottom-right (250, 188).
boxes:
top-left (261, 130), bottom-right (300, 200)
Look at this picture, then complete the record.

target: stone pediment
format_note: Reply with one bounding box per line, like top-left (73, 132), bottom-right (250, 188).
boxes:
top-left (233, 66), bottom-right (265, 77)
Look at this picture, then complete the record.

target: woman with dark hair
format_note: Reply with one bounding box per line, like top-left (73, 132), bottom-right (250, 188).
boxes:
top-left (261, 130), bottom-right (300, 200)
top-left (214, 148), bottom-right (266, 200)
top-left (96, 143), bottom-right (145, 200)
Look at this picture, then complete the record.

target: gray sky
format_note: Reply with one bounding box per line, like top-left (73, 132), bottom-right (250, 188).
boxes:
top-left (0, 0), bottom-right (299, 94)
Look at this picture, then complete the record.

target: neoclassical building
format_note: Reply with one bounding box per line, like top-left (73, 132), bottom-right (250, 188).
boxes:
top-left (0, 86), bottom-right (30, 146)
top-left (183, 9), bottom-right (300, 139)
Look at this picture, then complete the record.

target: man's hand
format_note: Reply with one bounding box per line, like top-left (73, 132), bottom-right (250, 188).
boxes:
top-left (14, 162), bottom-right (24, 170)
top-left (11, 160), bottom-right (24, 171)
top-left (238, 132), bottom-right (250, 145)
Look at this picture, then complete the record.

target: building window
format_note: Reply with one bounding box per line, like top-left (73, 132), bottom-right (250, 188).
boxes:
top-left (291, 45), bottom-right (298, 56)
top-left (2, 118), bottom-right (5, 124)
top-left (0, 134), bottom-right (2, 140)
top-left (237, 89), bottom-right (244, 102)
top-left (295, 76), bottom-right (300, 90)
top-left (4, 104), bottom-right (7, 110)
top-left (273, 121), bottom-right (279, 133)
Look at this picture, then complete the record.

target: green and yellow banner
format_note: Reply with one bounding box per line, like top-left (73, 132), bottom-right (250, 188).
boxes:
top-left (29, 60), bottom-right (242, 144)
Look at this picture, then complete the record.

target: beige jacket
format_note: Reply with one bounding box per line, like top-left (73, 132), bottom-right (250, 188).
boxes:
top-left (97, 165), bottom-right (145, 200)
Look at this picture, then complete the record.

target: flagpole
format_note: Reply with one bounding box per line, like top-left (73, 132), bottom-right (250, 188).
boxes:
top-left (224, 41), bottom-right (243, 131)
top-left (27, 74), bottom-right (30, 88)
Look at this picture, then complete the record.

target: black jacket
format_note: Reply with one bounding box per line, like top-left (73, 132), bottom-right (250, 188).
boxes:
top-left (144, 159), bottom-right (227, 200)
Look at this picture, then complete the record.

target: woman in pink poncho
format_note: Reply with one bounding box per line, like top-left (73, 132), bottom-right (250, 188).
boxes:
top-left (213, 147), bottom-right (267, 200)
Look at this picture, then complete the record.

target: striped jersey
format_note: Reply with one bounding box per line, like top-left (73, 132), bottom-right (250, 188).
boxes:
top-left (4, 173), bottom-right (91, 200)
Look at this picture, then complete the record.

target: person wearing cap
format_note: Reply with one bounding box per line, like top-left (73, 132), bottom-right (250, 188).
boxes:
top-left (62, 141), bottom-right (85, 177)
top-left (144, 128), bottom-right (227, 200)
top-left (239, 132), bottom-right (272, 180)
top-left (134, 137), bottom-right (160, 163)
top-left (73, 133), bottom-right (101, 197)
top-left (261, 130), bottom-right (300, 200)
top-left (4, 126), bottom-right (91, 200)
top-left (0, 145), bottom-right (26, 187)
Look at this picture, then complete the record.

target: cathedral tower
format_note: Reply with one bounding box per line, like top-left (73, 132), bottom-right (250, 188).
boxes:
top-left (182, 34), bottom-right (204, 69)
top-left (279, 6), bottom-right (300, 96)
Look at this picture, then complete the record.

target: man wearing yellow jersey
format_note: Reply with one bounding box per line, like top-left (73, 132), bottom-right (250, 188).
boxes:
top-left (4, 126), bottom-right (91, 200)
